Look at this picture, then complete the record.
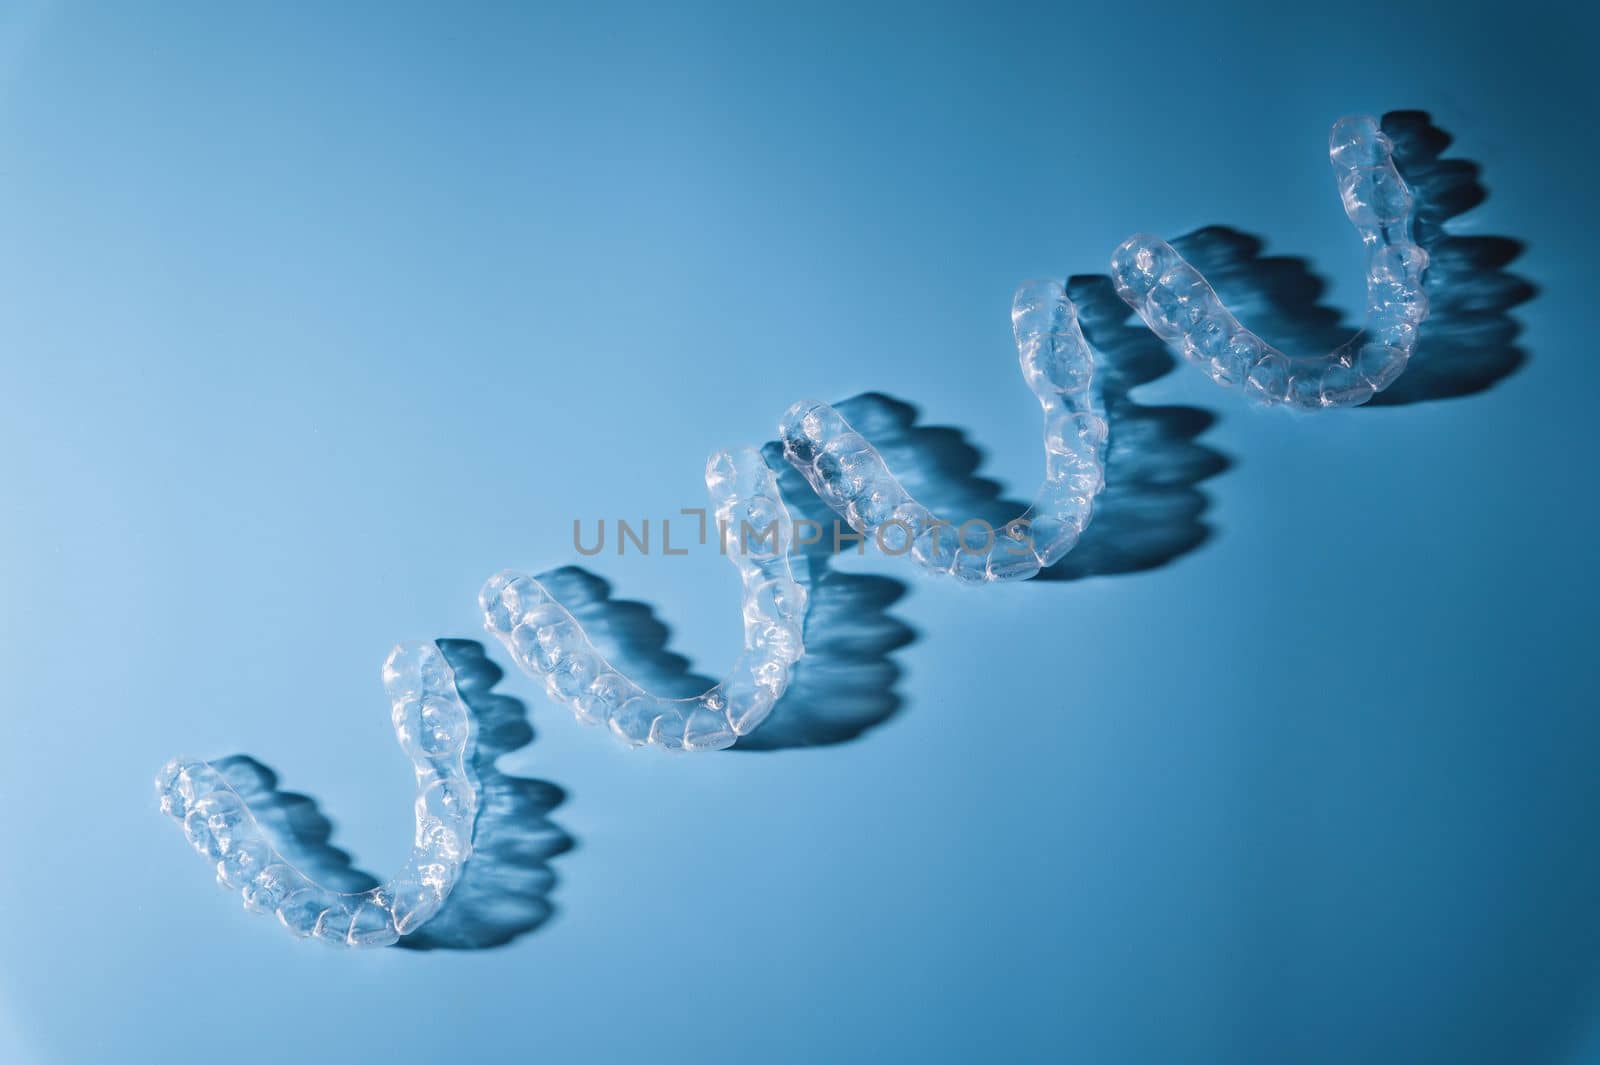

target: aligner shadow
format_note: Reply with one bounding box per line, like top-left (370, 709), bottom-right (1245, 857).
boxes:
top-left (1169, 110), bottom-right (1532, 407)
top-left (746, 457), bottom-right (919, 751)
top-left (209, 755), bottom-right (383, 895)
top-left (530, 567), bottom-right (720, 700)
top-left (397, 638), bottom-right (574, 951)
top-left (530, 554), bottom-right (918, 751)
top-left (1037, 275), bottom-right (1231, 580)
top-left (208, 651), bottom-right (573, 952)
top-left (817, 277), bottom-right (1230, 584)
top-left (1369, 109), bottom-right (1534, 404)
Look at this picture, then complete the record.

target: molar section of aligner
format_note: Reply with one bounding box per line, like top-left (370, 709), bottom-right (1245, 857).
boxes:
top-left (1113, 233), bottom-right (1249, 377)
top-left (1330, 116), bottom-right (1402, 218)
top-left (1331, 115), bottom-right (1411, 236)
top-left (1025, 402), bottom-right (1106, 568)
top-left (155, 757), bottom-right (214, 824)
top-left (709, 448), bottom-right (792, 570)
top-left (478, 568), bottom-right (542, 636)
top-left (377, 640), bottom-right (473, 947)
top-left (1125, 243), bottom-right (1268, 395)
top-left (1018, 274), bottom-right (1108, 573)
top-left (687, 447), bottom-right (802, 747)
top-left (1012, 279), bottom-right (1094, 399)
top-left (1367, 243), bottom-right (1430, 330)
top-left (159, 760), bottom-right (257, 866)
top-left (779, 402), bottom-right (914, 554)
top-left (1328, 114), bottom-right (1387, 169)
top-left (1110, 234), bottom-right (1179, 307)
top-left (745, 572), bottom-right (807, 657)
top-left (511, 587), bottom-right (586, 681)
top-left (778, 402), bottom-right (885, 513)
top-left (1145, 259), bottom-right (1226, 351)
top-left (480, 570), bottom-right (639, 737)
top-left (1338, 161), bottom-right (1412, 233)
top-left (777, 399), bottom-right (843, 471)
top-left (388, 644), bottom-right (472, 773)
top-left (1337, 243), bottom-right (1426, 403)
top-left (479, 570), bottom-right (556, 656)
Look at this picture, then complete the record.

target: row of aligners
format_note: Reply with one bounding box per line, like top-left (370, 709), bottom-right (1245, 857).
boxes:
top-left (160, 114), bottom-right (1440, 951)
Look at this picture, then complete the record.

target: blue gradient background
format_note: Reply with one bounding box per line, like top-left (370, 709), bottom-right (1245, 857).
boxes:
top-left (2, 2), bottom-right (1597, 1063)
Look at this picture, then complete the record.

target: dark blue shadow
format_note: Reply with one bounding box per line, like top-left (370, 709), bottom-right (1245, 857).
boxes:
top-left (530, 557), bottom-right (918, 752)
top-left (398, 638), bottom-right (574, 950)
top-left (1371, 109), bottom-right (1535, 404)
top-left (212, 754), bottom-right (382, 895)
top-left (746, 454), bottom-right (919, 751)
top-left (1169, 110), bottom-right (1533, 407)
top-left (532, 566), bottom-right (719, 699)
top-left (798, 282), bottom-right (1229, 585)
top-left (1039, 275), bottom-right (1231, 581)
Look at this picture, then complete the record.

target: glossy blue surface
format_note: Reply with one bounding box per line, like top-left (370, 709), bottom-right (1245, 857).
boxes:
top-left (2, 3), bottom-right (1597, 1062)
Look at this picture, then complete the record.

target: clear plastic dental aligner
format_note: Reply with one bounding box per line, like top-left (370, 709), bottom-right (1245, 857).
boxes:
top-left (154, 641), bottom-right (478, 947)
top-left (778, 278), bottom-right (1106, 583)
top-left (1110, 115), bottom-right (1428, 409)
top-left (481, 446), bottom-right (805, 751)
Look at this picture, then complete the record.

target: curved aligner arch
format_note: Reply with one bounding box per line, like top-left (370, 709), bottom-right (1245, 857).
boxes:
top-left (780, 279), bottom-right (1107, 583)
top-left (1110, 115), bottom-right (1428, 408)
top-left (155, 641), bottom-right (478, 947)
top-left (159, 116), bottom-right (1437, 944)
top-left (480, 446), bottom-right (806, 751)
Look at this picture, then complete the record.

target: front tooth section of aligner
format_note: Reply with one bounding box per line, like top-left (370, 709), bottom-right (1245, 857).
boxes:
top-left (1244, 353), bottom-right (1294, 406)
